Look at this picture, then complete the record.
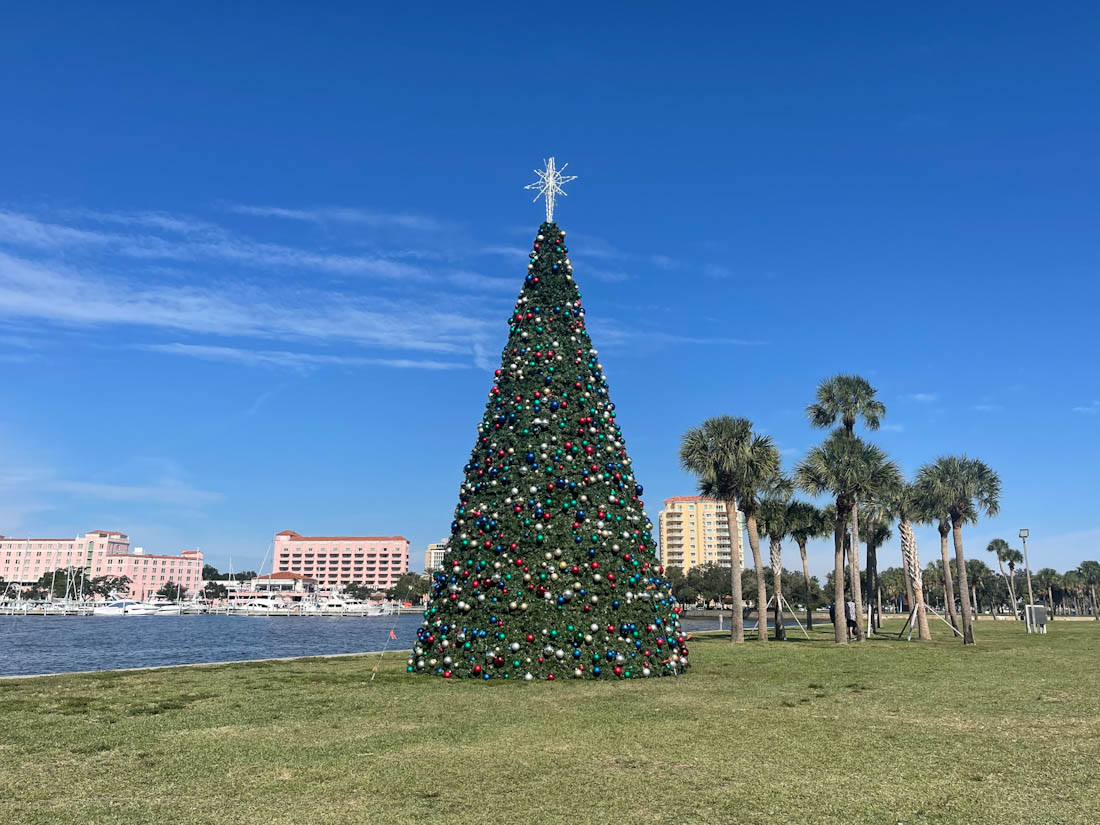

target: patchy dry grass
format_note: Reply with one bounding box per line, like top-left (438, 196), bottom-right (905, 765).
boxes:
top-left (1, 621), bottom-right (1098, 824)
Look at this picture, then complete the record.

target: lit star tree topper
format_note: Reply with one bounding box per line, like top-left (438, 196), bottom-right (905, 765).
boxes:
top-left (525, 157), bottom-right (577, 223)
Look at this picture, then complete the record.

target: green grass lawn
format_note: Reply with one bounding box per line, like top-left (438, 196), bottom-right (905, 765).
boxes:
top-left (2, 620), bottom-right (1098, 825)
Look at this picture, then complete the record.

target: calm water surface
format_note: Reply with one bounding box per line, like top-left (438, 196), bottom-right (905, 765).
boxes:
top-left (0, 613), bottom-right (740, 677)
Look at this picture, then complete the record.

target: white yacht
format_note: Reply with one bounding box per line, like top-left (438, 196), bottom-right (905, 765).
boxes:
top-left (93, 598), bottom-right (161, 616)
top-left (319, 598), bottom-right (387, 616)
top-left (228, 597), bottom-right (284, 616)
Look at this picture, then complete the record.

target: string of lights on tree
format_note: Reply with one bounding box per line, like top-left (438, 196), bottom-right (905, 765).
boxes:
top-left (410, 159), bottom-right (688, 681)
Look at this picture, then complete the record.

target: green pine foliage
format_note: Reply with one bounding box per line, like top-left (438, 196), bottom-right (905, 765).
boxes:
top-left (411, 222), bottom-right (688, 681)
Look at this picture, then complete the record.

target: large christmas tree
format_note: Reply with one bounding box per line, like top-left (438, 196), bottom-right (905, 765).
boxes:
top-left (410, 163), bottom-right (687, 681)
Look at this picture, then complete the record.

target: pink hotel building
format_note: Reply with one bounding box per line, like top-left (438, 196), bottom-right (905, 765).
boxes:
top-left (0, 530), bottom-right (203, 600)
top-left (273, 530), bottom-right (409, 590)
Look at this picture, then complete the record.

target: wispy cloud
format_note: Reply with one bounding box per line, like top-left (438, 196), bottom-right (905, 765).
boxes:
top-left (909, 393), bottom-right (939, 403)
top-left (0, 467), bottom-right (222, 509)
top-left (0, 209), bottom-right (429, 282)
top-left (704, 264), bottom-right (731, 279)
top-left (0, 250), bottom-right (495, 358)
top-left (592, 318), bottom-right (766, 350)
top-left (567, 235), bottom-right (684, 272)
top-left (586, 267), bottom-right (630, 283)
top-left (227, 204), bottom-right (448, 232)
top-left (49, 479), bottom-right (224, 506)
top-left (65, 208), bottom-right (220, 235)
top-left (880, 423), bottom-right (905, 432)
top-left (648, 331), bottom-right (766, 347)
top-left (568, 233), bottom-right (625, 261)
top-left (446, 270), bottom-right (515, 291)
top-left (143, 343), bottom-right (470, 372)
top-left (0, 210), bottom-right (112, 248)
top-left (971, 404), bottom-right (1004, 413)
top-left (482, 245), bottom-right (527, 259)
top-left (0, 204), bottom-right (758, 379)
top-left (246, 388), bottom-right (276, 416)
top-left (0, 352), bottom-right (37, 364)
top-left (1072, 401), bottom-right (1099, 415)
top-left (0, 333), bottom-right (34, 349)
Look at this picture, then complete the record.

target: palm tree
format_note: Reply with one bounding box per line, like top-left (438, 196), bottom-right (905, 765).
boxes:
top-left (966, 558), bottom-right (993, 616)
top-left (807, 374), bottom-right (886, 435)
top-left (757, 489), bottom-right (794, 640)
top-left (1033, 568), bottom-right (1060, 615)
top-left (860, 507), bottom-right (893, 632)
top-left (786, 501), bottom-right (828, 630)
top-left (1078, 560), bottom-right (1100, 620)
top-left (736, 441), bottom-right (787, 645)
top-left (913, 483), bottom-right (961, 631)
top-left (1061, 569), bottom-right (1085, 617)
top-left (986, 539), bottom-right (1020, 619)
top-left (806, 375), bottom-right (888, 639)
top-left (892, 484), bottom-right (931, 640)
top-left (1004, 546), bottom-right (1024, 617)
top-left (680, 416), bottom-right (752, 643)
top-left (915, 456), bottom-right (1001, 645)
top-left (796, 430), bottom-right (900, 644)
top-left (680, 416), bottom-right (782, 644)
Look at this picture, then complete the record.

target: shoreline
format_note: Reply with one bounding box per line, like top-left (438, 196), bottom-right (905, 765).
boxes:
top-left (0, 647), bottom-right (413, 682)
top-left (0, 628), bottom-right (734, 681)
top-left (5, 615), bottom-right (1094, 680)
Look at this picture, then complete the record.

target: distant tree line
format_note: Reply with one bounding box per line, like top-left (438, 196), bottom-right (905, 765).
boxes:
top-left (2, 568), bottom-right (133, 600)
top-left (202, 564), bottom-right (257, 581)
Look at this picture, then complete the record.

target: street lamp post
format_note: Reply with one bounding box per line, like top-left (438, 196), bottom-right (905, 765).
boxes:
top-left (1020, 528), bottom-right (1036, 632)
top-left (1019, 529), bottom-right (1035, 606)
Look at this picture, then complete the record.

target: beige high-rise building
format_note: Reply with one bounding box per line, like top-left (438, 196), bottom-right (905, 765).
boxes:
top-left (657, 496), bottom-right (744, 572)
top-left (425, 539), bottom-right (448, 573)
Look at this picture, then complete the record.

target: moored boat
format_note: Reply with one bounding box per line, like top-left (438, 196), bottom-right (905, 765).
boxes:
top-left (93, 598), bottom-right (161, 616)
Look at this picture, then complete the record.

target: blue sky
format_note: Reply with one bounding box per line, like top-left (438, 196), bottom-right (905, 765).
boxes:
top-left (1, 3), bottom-right (1097, 577)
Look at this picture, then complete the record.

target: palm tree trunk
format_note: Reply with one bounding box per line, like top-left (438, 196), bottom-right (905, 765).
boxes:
top-left (848, 504), bottom-right (865, 641)
top-left (832, 509), bottom-right (848, 644)
top-left (867, 541), bottom-right (879, 631)
top-left (1007, 566), bottom-right (1020, 620)
top-left (950, 518), bottom-right (975, 645)
top-left (938, 523), bottom-right (960, 630)
top-left (902, 559), bottom-right (915, 620)
top-left (797, 539), bottom-right (813, 630)
top-left (770, 537), bottom-right (786, 641)
top-left (827, 510), bottom-right (844, 646)
top-left (745, 513), bottom-right (768, 644)
top-left (876, 583), bottom-right (883, 629)
top-left (1090, 586), bottom-right (1098, 621)
top-left (725, 496), bottom-right (744, 643)
top-left (995, 558), bottom-right (1016, 619)
top-left (897, 519), bottom-right (932, 642)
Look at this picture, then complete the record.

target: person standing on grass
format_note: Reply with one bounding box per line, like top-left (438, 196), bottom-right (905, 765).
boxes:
top-left (829, 602), bottom-right (836, 626)
top-left (845, 598), bottom-right (858, 635)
